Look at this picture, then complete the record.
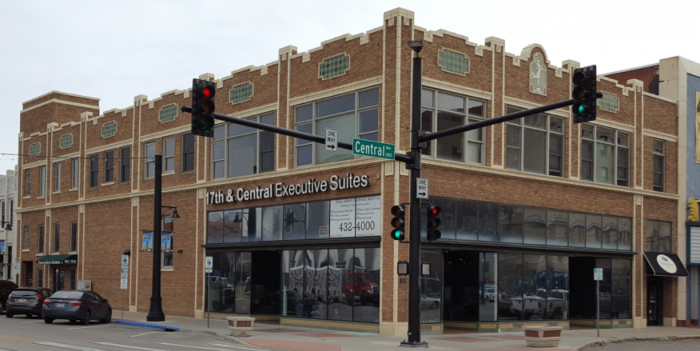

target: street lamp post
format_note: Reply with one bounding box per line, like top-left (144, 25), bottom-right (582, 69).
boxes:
top-left (147, 155), bottom-right (165, 322)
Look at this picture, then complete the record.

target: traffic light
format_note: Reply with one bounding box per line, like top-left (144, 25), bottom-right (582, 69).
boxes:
top-left (191, 78), bottom-right (216, 137)
top-left (426, 205), bottom-right (441, 241)
top-left (572, 65), bottom-right (598, 124)
top-left (390, 205), bottom-right (405, 241)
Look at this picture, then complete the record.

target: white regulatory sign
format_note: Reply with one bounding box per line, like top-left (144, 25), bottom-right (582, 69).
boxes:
top-left (121, 255), bottom-right (129, 267)
top-left (120, 279), bottom-right (128, 290)
top-left (205, 268), bottom-right (213, 273)
top-left (205, 256), bottom-right (213, 269)
top-left (594, 267), bottom-right (603, 281)
top-left (325, 129), bottom-right (338, 152)
top-left (416, 178), bottom-right (429, 199)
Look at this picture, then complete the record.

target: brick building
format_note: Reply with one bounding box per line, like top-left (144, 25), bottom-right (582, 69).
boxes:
top-left (16, 8), bottom-right (684, 335)
top-left (0, 168), bottom-right (17, 280)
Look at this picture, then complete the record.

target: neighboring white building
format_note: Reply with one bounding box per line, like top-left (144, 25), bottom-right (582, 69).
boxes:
top-left (0, 168), bottom-right (17, 281)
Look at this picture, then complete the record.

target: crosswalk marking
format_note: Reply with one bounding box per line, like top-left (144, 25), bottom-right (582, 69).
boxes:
top-left (158, 343), bottom-right (228, 351)
top-left (34, 342), bottom-right (106, 351)
top-left (93, 342), bottom-right (166, 351)
top-left (209, 344), bottom-right (270, 351)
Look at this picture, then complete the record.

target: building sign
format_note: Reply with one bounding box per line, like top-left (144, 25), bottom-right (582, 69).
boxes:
top-left (656, 254), bottom-right (677, 274)
top-left (355, 196), bottom-right (381, 237)
top-left (331, 198), bottom-right (356, 238)
top-left (205, 173), bottom-right (370, 205)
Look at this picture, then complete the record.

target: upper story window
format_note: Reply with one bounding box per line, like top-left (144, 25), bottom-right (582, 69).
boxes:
top-left (647, 220), bottom-right (671, 253)
top-left (121, 147), bottom-right (130, 183)
top-left (182, 132), bottom-right (194, 173)
top-left (212, 113), bottom-right (275, 179)
top-left (145, 142), bottom-right (155, 179)
top-left (653, 140), bottom-right (665, 192)
top-left (506, 107), bottom-right (563, 176)
top-left (295, 88), bottom-right (378, 166)
top-left (89, 154), bottom-right (98, 188)
top-left (71, 158), bottom-right (79, 189)
top-left (70, 221), bottom-right (77, 252)
top-left (53, 223), bottom-right (60, 253)
top-left (38, 225), bottom-right (44, 254)
top-left (24, 169), bottom-right (30, 197)
top-left (581, 125), bottom-right (629, 186)
top-left (54, 162), bottom-right (61, 191)
top-left (104, 150), bottom-right (114, 183)
top-left (421, 89), bottom-right (485, 164)
top-left (163, 137), bottom-right (175, 172)
top-left (23, 226), bottom-right (29, 250)
top-left (39, 166), bottom-right (46, 196)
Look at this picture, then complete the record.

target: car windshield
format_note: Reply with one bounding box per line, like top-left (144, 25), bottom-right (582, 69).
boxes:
top-left (10, 290), bottom-right (38, 297)
top-left (51, 291), bottom-right (84, 299)
top-left (486, 288), bottom-right (494, 293)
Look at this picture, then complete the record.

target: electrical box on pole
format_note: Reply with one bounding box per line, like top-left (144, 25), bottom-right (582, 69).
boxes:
top-left (572, 65), bottom-right (598, 124)
top-left (390, 205), bottom-right (406, 241)
top-left (191, 78), bottom-right (216, 137)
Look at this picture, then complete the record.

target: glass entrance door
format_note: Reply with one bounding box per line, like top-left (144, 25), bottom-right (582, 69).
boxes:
top-left (647, 276), bottom-right (663, 326)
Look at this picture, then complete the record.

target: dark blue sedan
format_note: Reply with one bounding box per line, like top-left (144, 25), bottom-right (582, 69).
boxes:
top-left (42, 290), bottom-right (112, 325)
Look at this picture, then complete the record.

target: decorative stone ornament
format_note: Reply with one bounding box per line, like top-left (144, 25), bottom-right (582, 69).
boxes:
top-left (29, 143), bottom-right (41, 156)
top-left (438, 49), bottom-right (470, 75)
top-left (59, 134), bottom-right (73, 149)
top-left (101, 121), bottom-right (117, 138)
top-left (159, 104), bottom-right (178, 123)
top-left (230, 82), bottom-right (253, 104)
top-left (319, 54), bottom-right (350, 80)
top-left (598, 92), bottom-right (619, 112)
top-left (529, 53), bottom-right (547, 96)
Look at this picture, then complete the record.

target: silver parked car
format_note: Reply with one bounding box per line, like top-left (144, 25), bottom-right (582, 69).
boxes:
top-left (42, 290), bottom-right (112, 325)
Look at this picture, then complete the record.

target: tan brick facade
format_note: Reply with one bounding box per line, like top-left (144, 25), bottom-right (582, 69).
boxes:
top-left (15, 8), bottom-right (682, 335)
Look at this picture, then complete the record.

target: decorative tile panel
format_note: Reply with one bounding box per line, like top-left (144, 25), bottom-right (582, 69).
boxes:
top-left (59, 134), bottom-right (73, 149)
top-left (230, 82), bottom-right (254, 104)
top-left (159, 104), bottom-right (178, 123)
top-left (529, 53), bottom-right (547, 96)
top-left (29, 143), bottom-right (40, 156)
top-left (319, 54), bottom-right (350, 80)
top-left (101, 121), bottom-right (117, 138)
top-left (598, 92), bottom-right (619, 113)
top-left (438, 49), bottom-right (469, 75)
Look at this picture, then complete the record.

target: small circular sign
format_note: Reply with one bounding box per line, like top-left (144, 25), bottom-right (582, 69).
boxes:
top-left (15, 258), bottom-right (19, 263)
top-left (657, 254), bottom-right (677, 274)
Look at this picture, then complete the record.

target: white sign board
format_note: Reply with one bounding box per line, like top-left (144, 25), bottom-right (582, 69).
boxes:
top-left (594, 267), bottom-right (603, 281)
top-left (416, 178), bottom-right (429, 199)
top-left (15, 265), bottom-right (19, 274)
top-left (78, 280), bottom-right (91, 291)
top-left (330, 198), bottom-right (356, 238)
top-left (205, 268), bottom-right (213, 273)
top-left (325, 129), bottom-right (338, 152)
top-left (121, 268), bottom-right (128, 280)
top-left (205, 256), bottom-right (213, 269)
top-left (355, 196), bottom-right (381, 236)
top-left (120, 279), bottom-right (128, 289)
top-left (121, 255), bottom-right (129, 267)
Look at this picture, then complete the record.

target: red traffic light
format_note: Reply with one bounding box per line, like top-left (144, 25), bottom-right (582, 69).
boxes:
top-left (202, 86), bottom-right (214, 99)
top-left (429, 206), bottom-right (441, 216)
top-left (391, 205), bottom-right (405, 217)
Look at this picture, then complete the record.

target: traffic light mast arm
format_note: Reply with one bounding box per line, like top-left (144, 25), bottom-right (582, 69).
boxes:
top-left (180, 105), bottom-right (413, 163)
top-left (418, 98), bottom-right (575, 144)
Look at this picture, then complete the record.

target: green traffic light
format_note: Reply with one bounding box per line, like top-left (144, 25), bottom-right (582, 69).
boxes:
top-left (391, 229), bottom-right (403, 240)
top-left (578, 105), bottom-right (586, 115)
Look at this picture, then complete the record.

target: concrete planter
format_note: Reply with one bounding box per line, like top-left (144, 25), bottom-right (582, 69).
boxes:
top-left (226, 316), bottom-right (255, 337)
top-left (522, 326), bottom-right (563, 348)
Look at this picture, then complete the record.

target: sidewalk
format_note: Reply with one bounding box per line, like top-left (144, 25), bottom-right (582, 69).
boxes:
top-left (111, 310), bottom-right (700, 351)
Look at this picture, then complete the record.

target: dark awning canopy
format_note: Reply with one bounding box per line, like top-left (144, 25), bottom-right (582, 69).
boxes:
top-left (36, 254), bottom-right (78, 265)
top-left (644, 252), bottom-right (688, 277)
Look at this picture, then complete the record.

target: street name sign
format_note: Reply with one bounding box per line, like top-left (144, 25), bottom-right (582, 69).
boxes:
top-left (416, 178), bottom-right (429, 199)
top-left (594, 267), bottom-right (603, 281)
top-left (352, 138), bottom-right (395, 160)
top-left (325, 129), bottom-right (338, 151)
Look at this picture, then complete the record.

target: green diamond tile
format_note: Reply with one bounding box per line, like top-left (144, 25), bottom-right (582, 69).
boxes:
top-left (438, 49), bottom-right (469, 75)
top-left (29, 143), bottom-right (40, 156)
top-left (598, 92), bottom-right (619, 112)
top-left (102, 121), bottom-right (117, 138)
top-left (230, 82), bottom-right (253, 104)
top-left (319, 54), bottom-right (350, 79)
top-left (159, 104), bottom-right (178, 123)
top-left (59, 134), bottom-right (73, 149)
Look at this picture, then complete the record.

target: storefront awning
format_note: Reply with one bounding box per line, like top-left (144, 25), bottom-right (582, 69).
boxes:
top-left (643, 252), bottom-right (688, 277)
top-left (36, 254), bottom-right (78, 265)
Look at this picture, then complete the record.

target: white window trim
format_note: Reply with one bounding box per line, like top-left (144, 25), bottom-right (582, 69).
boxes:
top-left (144, 141), bottom-right (156, 179)
top-left (653, 139), bottom-right (665, 192)
top-left (163, 137), bottom-right (175, 172)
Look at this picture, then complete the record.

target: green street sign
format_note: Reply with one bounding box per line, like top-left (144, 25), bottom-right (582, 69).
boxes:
top-left (352, 138), bottom-right (395, 160)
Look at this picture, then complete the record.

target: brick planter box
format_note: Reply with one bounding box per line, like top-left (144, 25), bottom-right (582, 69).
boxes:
top-left (522, 326), bottom-right (563, 348)
top-left (227, 316), bottom-right (255, 337)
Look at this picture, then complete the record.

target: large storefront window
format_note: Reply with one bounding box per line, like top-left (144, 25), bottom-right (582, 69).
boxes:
top-left (425, 197), bottom-right (632, 251)
top-left (281, 248), bottom-right (380, 323)
top-left (421, 251), bottom-right (443, 324)
top-left (569, 257), bottom-right (631, 320)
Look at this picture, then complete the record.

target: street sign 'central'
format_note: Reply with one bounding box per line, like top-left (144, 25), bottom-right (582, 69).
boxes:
top-left (352, 138), bottom-right (395, 160)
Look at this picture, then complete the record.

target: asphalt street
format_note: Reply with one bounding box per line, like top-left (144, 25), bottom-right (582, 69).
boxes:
top-left (0, 314), bottom-right (266, 351)
top-left (599, 339), bottom-right (700, 351)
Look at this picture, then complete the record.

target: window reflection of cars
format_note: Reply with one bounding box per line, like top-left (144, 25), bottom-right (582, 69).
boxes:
top-left (480, 284), bottom-right (496, 301)
top-left (343, 272), bottom-right (378, 306)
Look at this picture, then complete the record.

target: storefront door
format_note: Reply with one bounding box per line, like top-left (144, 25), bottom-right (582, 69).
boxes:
top-left (53, 269), bottom-right (65, 291)
top-left (647, 276), bottom-right (663, 326)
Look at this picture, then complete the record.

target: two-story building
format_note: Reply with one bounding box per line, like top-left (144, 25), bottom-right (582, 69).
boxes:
top-left (16, 8), bottom-right (684, 335)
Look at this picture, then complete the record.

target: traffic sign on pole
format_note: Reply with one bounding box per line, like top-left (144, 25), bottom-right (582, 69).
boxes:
top-left (325, 129), bottom-right (337, 151)
top-left (352, 138), bottom-right (395, 160)
top-left (416, 178), bottom-right (429, 199)
top-left (594, 267), bottom-right (603, 280)
top-left (205, 256), bottom-right (213, 273)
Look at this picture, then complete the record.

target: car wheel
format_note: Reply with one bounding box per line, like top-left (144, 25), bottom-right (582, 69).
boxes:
top-left (5, 313), bottom-right (13, 318)
top-left (44, 317), bottom-right (53, 324)
top-left (81, 310), bottom-right (91, 325)
top-left (100, 310), bottom-right (112, 323)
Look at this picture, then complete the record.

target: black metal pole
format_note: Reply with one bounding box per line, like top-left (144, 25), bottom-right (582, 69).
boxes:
top-left (402, 54), bottom-right (427, 347)
top-left (147, 154), bottom-right (165, 322)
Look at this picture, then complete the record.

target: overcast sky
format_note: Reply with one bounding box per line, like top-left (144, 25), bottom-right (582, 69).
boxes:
top-left (1, 0), bottom-right (697, 174)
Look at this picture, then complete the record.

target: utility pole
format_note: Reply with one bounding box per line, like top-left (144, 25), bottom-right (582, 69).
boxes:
top-left (147, 154), bottom-right (165, 322)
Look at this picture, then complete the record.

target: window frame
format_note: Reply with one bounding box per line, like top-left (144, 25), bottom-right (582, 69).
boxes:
top-left (89, 154), bottom-right (98, 188)
top-left (211, 112), bottom-right (276, 179)
top-left (182, 132), bottom-right (195, 173)
top-left (71, 158), bottom-right (79, 189)
top-left (421, 88), bottom-right (486, 164)
top-left (653, 139), bottom-right (665, 192)
top-left (505, 106), bottom-right (564, 176)
top-left (53, 223), bottom-right (60, 253)
top-left (23, 226), bottom-right (29, 250)
top-left (294, 88), bottom-right (379, 167)
top-left (580, 125), bottom-right (630, 186)
top-left (39, 165), bottom-right (46, 196)
top-left (24, 169), bottom-right (30, 197)
top-left (163, 137), bottom-right (175, 172)
top-left (104, 150), bottom-right (114, 183)
top-left (54, 162), bottom-right (61, 191)
top-left (70, 221), bottom-right (77, 252)
top-left (145, 141), bottom-right (156, 179)
top-left (121, 147), bottom-right (130, 183)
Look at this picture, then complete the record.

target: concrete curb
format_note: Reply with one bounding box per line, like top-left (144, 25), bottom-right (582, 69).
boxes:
top-left (179, 329), bottom-right (249, 345)
top-left (577, 335), bottom-right (700, 350)
top-left (113, 319), bottom-right (180, 332)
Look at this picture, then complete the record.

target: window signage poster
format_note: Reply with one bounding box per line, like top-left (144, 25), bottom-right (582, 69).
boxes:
top-left (142, 232), bottom-right (153, 252)
top-left (162, 233), bottom-right (172, 252)
top-left (355, 196), bottom-right (381, 236)
top-left (330, 198), bottom-right (356, 238)
top-left (0, 240), bottom-right (5, 253)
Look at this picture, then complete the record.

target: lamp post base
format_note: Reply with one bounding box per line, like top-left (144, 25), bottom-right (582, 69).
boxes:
top-left (146, 296), bottom-right (165, 322)
top-left (399, 341), bottom-right (429, 348)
